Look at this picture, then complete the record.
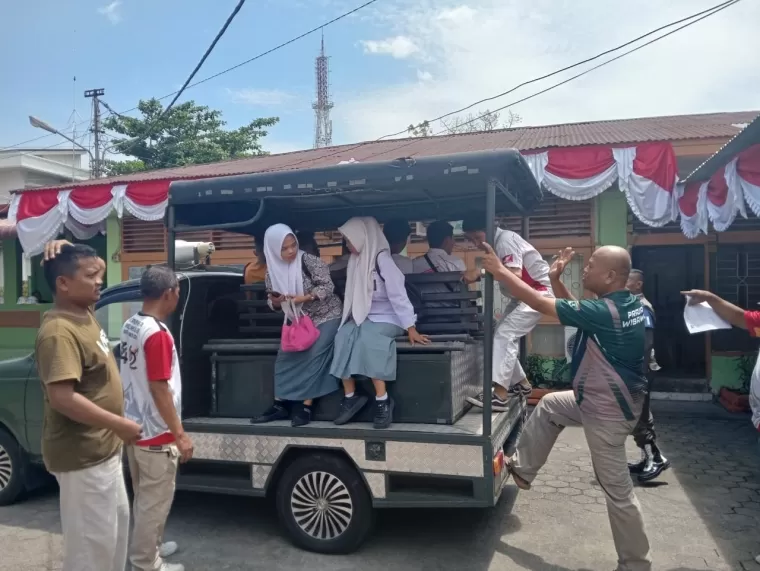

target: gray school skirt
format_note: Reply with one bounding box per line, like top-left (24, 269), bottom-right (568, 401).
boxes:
top-left (274, 318), bottom-right (340, 401)
top-left (329, 319), bottom-right (405, 381)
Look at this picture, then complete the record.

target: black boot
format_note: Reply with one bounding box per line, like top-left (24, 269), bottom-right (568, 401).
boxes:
top-left (628, 448), bottom-right (647, 474)
top-left (638, 444), bottom-right (669, 482)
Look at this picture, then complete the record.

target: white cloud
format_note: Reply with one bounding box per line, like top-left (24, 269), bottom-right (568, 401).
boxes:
top-left (360, 36), bottom-right (420, 59)
top-left (334, 0), bottom-right (760, 143)
top-left (226, 88), bottom-right (298, 107)
top-left (98, 1), bottom-right (122, 24)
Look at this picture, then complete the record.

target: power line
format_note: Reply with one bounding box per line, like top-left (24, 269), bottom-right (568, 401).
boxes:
top-left (103, 0), bottom-right (380, 156)
top-left (275, 0), bottom-right (743, 171)
top-left (3, 0), bottom-right (379, 154)
top-left (111, 0), bottom-right (380, 119)
top-left (106, 0), bottom-right (247, 156)
top-left (378, 0), bottom-right (740, 141)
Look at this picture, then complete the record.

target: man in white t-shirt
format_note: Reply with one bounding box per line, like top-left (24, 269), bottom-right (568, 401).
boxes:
top-left (383, 218), bottom-right (415, 274)
top-left (120, 266), bottom-right (193, 571)
top-left (462, 213), bottom-right (553, 411)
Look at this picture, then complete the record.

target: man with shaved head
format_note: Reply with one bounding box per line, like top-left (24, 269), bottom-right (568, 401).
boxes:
top-left (481, 244), bottom-right (651, 571)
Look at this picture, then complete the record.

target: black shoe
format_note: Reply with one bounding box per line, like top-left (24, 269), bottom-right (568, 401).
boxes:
top-left (639, 454), bottom-right (670, 483)
top-left (373, 397), bottom-right (394, 429)
top-left (334, 394), bottom-right (369, 425)
top-left (628, 449), bottom-right (647, 474)
top-left (291, 404), bottom-right (312, 427)
top-left (250, 403), bottom-right (288, 424)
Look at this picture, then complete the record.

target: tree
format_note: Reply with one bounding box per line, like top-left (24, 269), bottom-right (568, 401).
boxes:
top-left (407, 120), bottom-right (432, 137)
top-left (102, 98), bottom-right (278, 175)
top-left (440, 108), bottom-right (521, 134)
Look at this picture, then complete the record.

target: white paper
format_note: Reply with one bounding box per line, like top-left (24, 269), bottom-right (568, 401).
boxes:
top-left (683, 297), bottom-right (732, 334)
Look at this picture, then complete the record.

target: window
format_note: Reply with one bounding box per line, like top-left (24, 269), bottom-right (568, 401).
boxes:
top-left (711, 244), bottom-right (760, 353)
top-left (530, 325), bottom-right (565, 357)
top-left (95, 299), bottom-right (142, 341)
top-left (541, 253), bottom-right (584, 300)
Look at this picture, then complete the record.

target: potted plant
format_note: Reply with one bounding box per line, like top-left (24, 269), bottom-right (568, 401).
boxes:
top-left (718, 354), bottom-right (754, 413)
top-left (525, 355), bottom-right (572, 405)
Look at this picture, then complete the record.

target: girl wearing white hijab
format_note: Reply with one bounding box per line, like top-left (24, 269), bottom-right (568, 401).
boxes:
top-left (329, 217), bottom-right (429, 429)
top-left (251, 224), bottom-right (342, 427)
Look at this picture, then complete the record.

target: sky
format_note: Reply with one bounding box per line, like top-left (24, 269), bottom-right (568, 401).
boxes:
top-left (1, 0), bottom-right (759, 161)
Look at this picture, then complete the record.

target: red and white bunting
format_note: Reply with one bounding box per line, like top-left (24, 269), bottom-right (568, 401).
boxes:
top-left (6, 142), bottom-right (760, 254)
top-left (8, 180), bottom-right (170, 255)
top-left (521, 142), bottom-right (678, 226)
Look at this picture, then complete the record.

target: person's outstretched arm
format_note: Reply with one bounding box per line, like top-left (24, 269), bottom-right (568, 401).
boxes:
top-left (681, 289), bottom-right (748, 329)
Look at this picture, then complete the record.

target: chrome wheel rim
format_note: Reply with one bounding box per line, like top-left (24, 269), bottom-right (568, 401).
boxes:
top-left (0, 444), bottom-right (12, 491)
top-left (291, 471), bottom-right (353, 540)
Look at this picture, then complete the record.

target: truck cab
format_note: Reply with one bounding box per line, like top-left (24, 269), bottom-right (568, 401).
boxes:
top-left (0, 149), bottom-right (542, 554)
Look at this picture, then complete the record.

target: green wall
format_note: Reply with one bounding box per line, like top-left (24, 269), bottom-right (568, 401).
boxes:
top-left (0, 216), bottom-right (121, 357)
top-left (711, 356), bottom-right (743, 392)
top-left (596, 188), bottom-right (628, 248)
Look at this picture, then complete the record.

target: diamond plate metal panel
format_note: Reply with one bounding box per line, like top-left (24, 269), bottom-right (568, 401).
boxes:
top-left (189, 432), bottom-right (484, 477)
top-left (363, 472), bottom-right (386, 499)
top-left (251, 464), bottom-right (272, 489)
top-left (451, 343), bottom-right (483, 419)
top-left (385, 442), bottom-right (483, 477)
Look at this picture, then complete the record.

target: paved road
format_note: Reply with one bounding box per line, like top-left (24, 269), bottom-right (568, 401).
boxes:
top-left (2, 402), bottom-right (760, 571)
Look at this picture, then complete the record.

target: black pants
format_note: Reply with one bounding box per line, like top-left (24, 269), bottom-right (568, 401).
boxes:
top-left (632, 374), bottom-right (656, 448)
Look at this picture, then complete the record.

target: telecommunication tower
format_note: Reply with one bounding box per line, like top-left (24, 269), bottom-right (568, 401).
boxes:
top-left (312, 31), bottom-right (333, 148)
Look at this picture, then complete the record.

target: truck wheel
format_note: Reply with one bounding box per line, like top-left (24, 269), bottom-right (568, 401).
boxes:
top-left (275, 453), bottom-right (374, 554)
top-left (0, 428), bottom-right (25, 506)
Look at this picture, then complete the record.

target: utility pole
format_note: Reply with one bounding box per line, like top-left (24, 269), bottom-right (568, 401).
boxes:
top-left (84, 88), bottom-right (105, 177)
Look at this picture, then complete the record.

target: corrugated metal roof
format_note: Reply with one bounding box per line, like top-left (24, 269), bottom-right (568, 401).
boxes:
top-left (16, 110), bottom-right (759, 193)
top-left (682, 113), bottom-right (760, 183)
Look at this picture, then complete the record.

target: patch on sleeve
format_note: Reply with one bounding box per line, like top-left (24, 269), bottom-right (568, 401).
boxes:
top-left (567, 301), bottom-right (580, 310)
top-left (502, 254), bottom-right (513, 264)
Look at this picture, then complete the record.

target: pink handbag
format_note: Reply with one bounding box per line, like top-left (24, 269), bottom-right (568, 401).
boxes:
top-left (281, 299), bottom-right (320, 352)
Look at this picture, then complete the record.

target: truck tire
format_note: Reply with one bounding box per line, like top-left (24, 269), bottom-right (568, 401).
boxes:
top-left (275, 452), bottom-right (374, 554)
top-left (0, 428), bottom-right (25, 506)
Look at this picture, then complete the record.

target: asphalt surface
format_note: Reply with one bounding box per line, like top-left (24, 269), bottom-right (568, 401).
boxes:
top-left (2, 401), bottom-right (760, 570)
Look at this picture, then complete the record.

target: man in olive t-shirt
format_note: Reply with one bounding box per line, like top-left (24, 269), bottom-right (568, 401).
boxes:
top-left (481, 244), bottom-right (651, 571)
top-left (35, 241), bottom-right (141, 571)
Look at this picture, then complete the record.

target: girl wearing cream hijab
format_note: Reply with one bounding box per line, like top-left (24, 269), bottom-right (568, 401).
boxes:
top-left (329, 216), bottom-right (429, 429)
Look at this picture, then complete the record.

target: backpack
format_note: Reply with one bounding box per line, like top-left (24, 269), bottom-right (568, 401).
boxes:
top-left (374, 253), bottom-right (423, 311)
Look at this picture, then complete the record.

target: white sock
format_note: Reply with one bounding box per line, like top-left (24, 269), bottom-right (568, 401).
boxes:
top-left (376, 393), bottom-right (389, 401)
top-left (345, 392), bottom-right (355, 398)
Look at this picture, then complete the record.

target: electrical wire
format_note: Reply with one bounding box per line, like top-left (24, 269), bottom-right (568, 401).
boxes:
top-left (273, 0), bottom-right (743, 171)
top-left (2, 0), bottom-right (380, 154)
top-left (102, 0), bottom-right (380, 135)
top-left (107, 0), bottom-right (247, 157)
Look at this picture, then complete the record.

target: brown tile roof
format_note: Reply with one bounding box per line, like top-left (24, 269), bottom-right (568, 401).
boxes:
top-left (18, 110), bottom-right (759, 193)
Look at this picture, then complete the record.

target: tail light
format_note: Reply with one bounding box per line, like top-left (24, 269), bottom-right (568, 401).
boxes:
top-left (493, 450), bottom-right (505, 476)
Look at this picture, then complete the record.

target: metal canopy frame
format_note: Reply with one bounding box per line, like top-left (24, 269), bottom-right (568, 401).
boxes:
top-left (681, 113), bottom-right (760, 184)
top-left (165, 150), bottom-right (542, 439)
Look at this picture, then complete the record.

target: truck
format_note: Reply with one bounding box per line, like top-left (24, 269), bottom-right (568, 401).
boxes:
top-left (0, 149), bottom-right (542, 553)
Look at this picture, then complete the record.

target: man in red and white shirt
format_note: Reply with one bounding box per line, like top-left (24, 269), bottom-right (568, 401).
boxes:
top-left (683, 289), bottom-right (760, 430)
top-left (681, 288), bottom-right (760, 566)
top-left (121, 266), bottom-right (192, 571)
top-left (463, 213), bottom-right (553, 411)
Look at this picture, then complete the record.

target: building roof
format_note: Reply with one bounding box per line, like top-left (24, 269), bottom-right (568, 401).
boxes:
top-left (15, 110), bottom-right (759, 194)
top-left (682, 113), bottom-right (760, 183)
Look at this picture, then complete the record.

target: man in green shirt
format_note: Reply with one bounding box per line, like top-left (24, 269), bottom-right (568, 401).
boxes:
top-left (481, 243), bottom-right (651, 571)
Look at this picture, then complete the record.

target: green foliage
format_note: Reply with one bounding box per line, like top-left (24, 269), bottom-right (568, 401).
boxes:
top-left (736, 354), bottom-right (755, 394)
top-left (103, 98), bottom-right (279, 175)
top-left (524, 355), bottom-right (572, 389)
